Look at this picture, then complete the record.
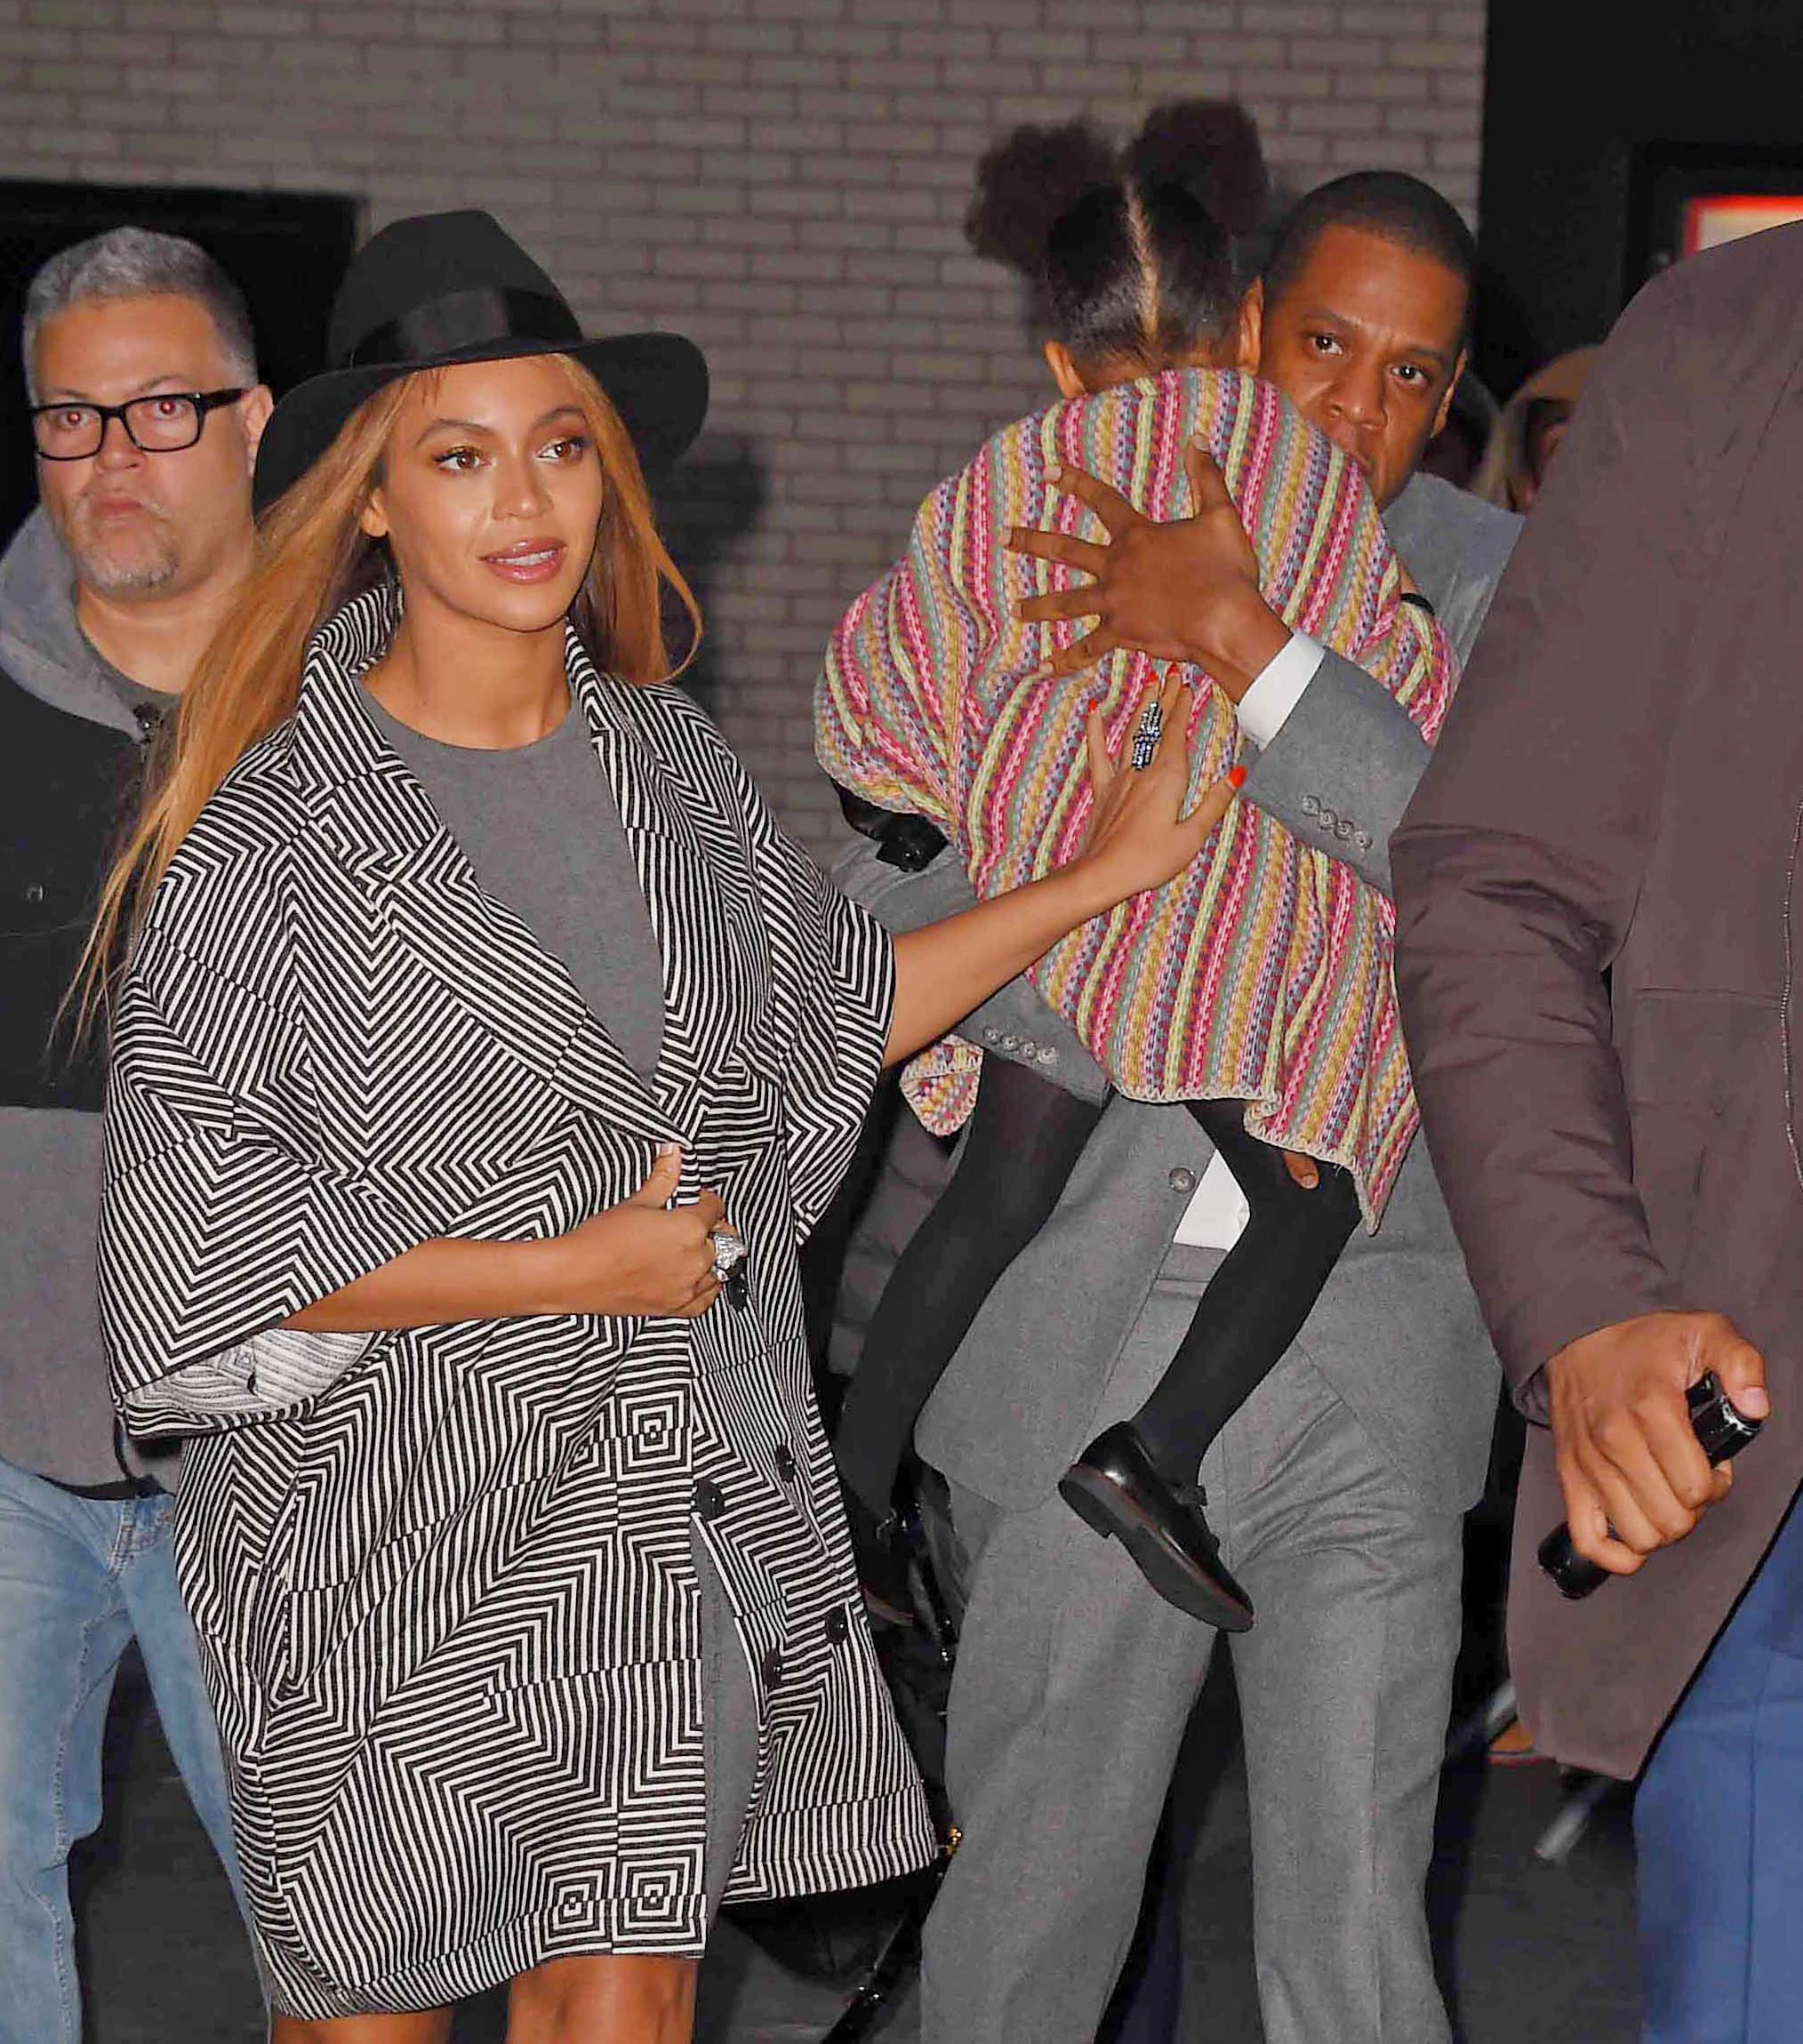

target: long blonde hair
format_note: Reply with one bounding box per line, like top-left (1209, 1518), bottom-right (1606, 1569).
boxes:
top-left (76, 354), bottom-right (701, 1031)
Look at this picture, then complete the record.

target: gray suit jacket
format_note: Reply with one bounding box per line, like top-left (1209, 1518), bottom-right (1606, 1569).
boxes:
top-left (1259, 473), bottom-right (1519, 897)
top-left (835, 474), bottom-right (1519, 1516)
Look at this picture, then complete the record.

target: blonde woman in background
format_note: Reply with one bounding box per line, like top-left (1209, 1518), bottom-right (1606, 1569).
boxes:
top-left (1470, 344), bottom-right (1599, 512)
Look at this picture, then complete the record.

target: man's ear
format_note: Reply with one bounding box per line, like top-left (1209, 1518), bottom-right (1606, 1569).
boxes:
top-left (1235, 280), bottom-right (1263, 373)
top-left (1043, 338), bottom-right (1088, 400)
top-left (358, 488), bottom-right (389, 541)
top-left (239, 384), bottom-right (275, 465)
top-left (1432, 349), bottom-right (1470, 438)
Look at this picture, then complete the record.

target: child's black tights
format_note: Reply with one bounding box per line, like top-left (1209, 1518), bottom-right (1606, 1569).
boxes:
top-left (834, 1055), bottom-right (1361, 1519)
top-left (1130, 1093), bottom-right (1360, 1483)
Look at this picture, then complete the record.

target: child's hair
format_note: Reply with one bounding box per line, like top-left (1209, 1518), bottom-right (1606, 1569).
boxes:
top-left (964, 100), bottom-right (1268, 371)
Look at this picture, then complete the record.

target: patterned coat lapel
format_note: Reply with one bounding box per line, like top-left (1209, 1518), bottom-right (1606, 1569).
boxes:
top-left (285, 589), bottom-right (688, 1153)
top-left (569, 653), bottom-right (769, 1113)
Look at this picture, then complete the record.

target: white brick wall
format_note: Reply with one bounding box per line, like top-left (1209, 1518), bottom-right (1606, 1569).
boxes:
top-left (1, 0), bottom-right (1485, 852)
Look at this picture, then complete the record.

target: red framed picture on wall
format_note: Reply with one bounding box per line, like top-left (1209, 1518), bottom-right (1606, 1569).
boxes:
top-left (1681, 191), bottom-right (1803, 253)
top-left (1628, 142), bottom-right (1803, 288)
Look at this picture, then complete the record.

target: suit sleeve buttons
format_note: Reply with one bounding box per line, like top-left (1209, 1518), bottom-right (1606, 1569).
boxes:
top-left (825, 1607), bottom-right (851, 1645)
top-left (693, 1479), bottom-right (725, 1522)
top-left (774, 1444), bottom-right (797, 1482)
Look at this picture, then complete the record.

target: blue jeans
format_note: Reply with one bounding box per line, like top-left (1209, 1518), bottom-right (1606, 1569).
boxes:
top-left (1636, 1484), bottom-right (1803, 2043)
top-left (0, 1455), bottom-right (246, 2044)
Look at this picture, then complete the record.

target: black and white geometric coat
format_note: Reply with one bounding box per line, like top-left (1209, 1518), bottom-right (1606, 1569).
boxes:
top-left (98, 587), bottom-right (935, 2016)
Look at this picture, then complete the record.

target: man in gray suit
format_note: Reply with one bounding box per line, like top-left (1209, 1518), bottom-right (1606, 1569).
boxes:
top-left (832, 174), bottom-right (1518, 2043)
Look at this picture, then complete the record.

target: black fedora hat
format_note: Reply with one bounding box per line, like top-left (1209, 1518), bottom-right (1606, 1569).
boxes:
top-left (252, 210), bottom-right (708, 513)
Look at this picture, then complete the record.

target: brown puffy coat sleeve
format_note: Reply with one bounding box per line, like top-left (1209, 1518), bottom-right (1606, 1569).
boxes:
top-left (1390, 265), bottom-right (1721, 1411)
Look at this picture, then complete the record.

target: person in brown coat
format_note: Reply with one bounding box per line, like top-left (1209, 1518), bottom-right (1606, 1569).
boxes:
top-left (1391, 224), bottom-right (1803, 2040)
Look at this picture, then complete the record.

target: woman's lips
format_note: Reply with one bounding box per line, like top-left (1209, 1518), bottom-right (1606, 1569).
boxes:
top-left (481, 540), bottom-right (566, 584)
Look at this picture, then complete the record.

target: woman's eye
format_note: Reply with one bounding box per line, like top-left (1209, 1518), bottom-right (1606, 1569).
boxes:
top-left (434, 446), bottom-right (483, 472)
top-left (1308, 333), bottom-right (1339, 356)
top-left (543, 435), bottom-right (590, 461)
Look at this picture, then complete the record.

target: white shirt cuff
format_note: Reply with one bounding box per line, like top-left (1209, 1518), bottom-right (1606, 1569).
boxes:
top-left (1173, 1147), bottom-right (1252, 1251)
top-left (1235, 632), bottom-right (1326, 749)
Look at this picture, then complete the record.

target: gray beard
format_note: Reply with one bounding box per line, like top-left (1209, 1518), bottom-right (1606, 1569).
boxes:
top-left (62, 508), bottom-right (181, 597)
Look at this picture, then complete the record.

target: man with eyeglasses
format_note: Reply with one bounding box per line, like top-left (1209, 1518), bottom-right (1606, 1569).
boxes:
top-left (0, 225), bottom-right (269, 2041)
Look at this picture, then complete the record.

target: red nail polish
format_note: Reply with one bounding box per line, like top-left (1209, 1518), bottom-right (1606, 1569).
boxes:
top-left (1227, 764), bottom-right (1247, 789)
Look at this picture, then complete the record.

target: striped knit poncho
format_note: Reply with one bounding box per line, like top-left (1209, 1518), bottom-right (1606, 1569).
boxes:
top-left (816, 367), bottom-right (1457, 1223)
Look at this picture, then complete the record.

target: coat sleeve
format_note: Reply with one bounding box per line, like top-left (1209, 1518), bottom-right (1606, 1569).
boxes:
top-left (1245, 646), bottom-right (1431, 897)
top-left (1390, 268), bottom-right (1718, 1407)
top-left (100, 909), bottom-right (425, 1437)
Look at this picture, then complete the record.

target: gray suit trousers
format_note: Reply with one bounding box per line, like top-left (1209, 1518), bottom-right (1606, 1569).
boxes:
top-left (919, 1254), bottom-right (1463, 2044)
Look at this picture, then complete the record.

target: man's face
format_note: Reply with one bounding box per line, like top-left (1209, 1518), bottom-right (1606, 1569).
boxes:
top-left (1242, 224), bottom-right (1469, 511)
top-left (31, 293), bottom-right (269, 600)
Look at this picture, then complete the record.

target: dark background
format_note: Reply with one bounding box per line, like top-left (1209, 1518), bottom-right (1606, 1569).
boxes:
top-left (1476, 0), bottom-right (1803, 397)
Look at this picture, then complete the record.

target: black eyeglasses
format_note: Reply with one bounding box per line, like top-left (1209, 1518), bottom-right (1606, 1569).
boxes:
top-left (29, 387), bottom-right (247, 461)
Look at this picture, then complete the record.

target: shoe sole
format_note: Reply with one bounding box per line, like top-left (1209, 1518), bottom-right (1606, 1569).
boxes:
top-left (1059, 1467), bottom-right (1255, 1632)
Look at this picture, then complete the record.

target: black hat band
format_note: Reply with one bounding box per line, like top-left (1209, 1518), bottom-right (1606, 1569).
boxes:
top-left (346, 285), bottom-right (583, 369)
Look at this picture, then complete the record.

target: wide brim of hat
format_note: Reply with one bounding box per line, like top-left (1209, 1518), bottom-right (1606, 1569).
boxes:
top-left (252, 331), bottom-right (708, 516)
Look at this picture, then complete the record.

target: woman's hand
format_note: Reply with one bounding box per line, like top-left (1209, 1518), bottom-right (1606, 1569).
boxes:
top-left (543, 1145), bottom-right (727, 1319)
top-left (1070, 667), bottom-right (1245, 907)
top-left (884, 670), bottom-right (1244, 1068)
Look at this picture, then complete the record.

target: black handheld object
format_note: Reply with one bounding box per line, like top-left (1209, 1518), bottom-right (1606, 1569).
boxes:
top-left (1537, 1372), bottom-right (1763, 1599)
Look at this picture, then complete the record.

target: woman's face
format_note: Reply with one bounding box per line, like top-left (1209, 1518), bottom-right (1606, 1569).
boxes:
top-left (359, 354), bottom-right (605, 638)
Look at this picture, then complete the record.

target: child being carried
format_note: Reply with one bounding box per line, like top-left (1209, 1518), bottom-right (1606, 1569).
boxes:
top-left (814, 108), bottom-right (1458, 1631)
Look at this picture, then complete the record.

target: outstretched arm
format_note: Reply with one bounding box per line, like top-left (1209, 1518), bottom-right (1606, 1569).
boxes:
top-left (834, 834), bottom-right (1115, 1103)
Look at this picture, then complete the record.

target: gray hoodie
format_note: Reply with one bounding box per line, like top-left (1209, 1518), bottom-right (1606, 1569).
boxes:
top-left (0, 510), bottom-right (176, 1484)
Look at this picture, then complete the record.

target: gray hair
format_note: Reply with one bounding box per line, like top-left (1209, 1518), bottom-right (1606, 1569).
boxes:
top-left (22, 226), bottom-right (259, 399)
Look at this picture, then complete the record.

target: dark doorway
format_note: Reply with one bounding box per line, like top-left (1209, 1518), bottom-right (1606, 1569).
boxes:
top-left (0, 180), bottom-right (360, 541)
top-left (1476, 1), bottom-right (1803, 400)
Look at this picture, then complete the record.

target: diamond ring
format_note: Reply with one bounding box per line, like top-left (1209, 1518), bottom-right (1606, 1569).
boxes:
top-left (709, 1226), bottom-right (748, 1286)
top-left (1130, 697), bottom-right (1164, 771)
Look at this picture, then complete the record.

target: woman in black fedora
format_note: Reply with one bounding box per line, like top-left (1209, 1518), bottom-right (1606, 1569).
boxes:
top-left (83, 210), bottom-right (1238, 2039)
